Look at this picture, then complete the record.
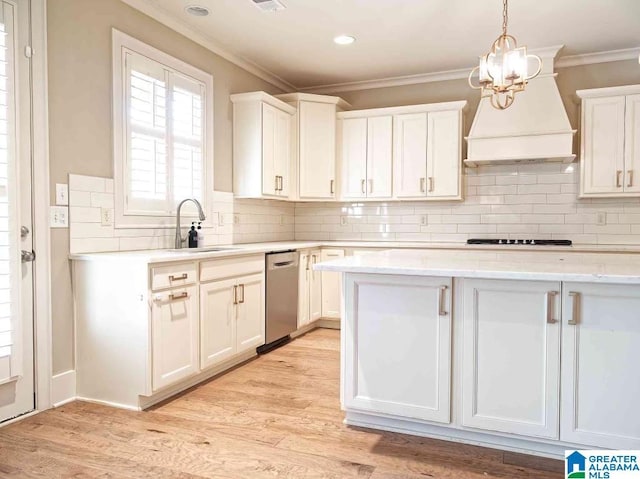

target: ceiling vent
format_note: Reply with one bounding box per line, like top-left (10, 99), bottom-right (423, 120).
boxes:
top-left (251, 0), bottom-right (286, 12)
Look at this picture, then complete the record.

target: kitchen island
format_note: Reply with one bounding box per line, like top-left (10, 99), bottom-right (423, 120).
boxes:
top-left (315, 249), bottom-right (640, 458)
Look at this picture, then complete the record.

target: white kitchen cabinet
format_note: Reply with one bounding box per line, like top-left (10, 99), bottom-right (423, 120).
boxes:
top-left (578, 85), bottom-right (640, 197)
top-left (461, 279), bottom-right (561, 439)
top-left (321, 249), bottom-right (345, 319)
top-left (298, 251), bottom-right (311, 328)
top-left (339, 115), bottom-right (393, 200)
top-left (561, 283), bottom-right (640, 449)
top-left (200, 278), bottom-right (236, 369)
top-left (151, 285), bottom-right (199, 391)
top-left (344, 274), bottom-right (452, 423)
top-left (393, 113), bottom-right (428, 198)
top-left (309, 250), bottom-right (323, 322)
top-left (276, 93), bottom-right (351, 200)
top-left (235, 273), bottom-right (264, 353)
top-left (231, 92), bottom-right (295, 199)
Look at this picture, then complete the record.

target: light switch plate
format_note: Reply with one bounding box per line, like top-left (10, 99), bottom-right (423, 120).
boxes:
top-left (50, 206), bottom-right (69, 228)
top-left (101, 208), bottom-right (113, 226)
top-left (340, 216), bottom-right (348, 226)
top-left (55, 183), bottom-right (69, 206)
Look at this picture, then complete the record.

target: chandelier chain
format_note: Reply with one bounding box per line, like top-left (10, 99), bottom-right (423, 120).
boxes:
top-left (502, 0), bottom-right (508, 36)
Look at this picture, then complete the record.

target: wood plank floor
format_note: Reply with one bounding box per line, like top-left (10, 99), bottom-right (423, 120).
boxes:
top-left (0, 329), bottom-right (563, 478)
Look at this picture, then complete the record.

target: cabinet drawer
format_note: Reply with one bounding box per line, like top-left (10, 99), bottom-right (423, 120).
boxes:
top-left (200, 254), bottom-right (264, 283)
top-left (151, 263), bottom-right (197, 291)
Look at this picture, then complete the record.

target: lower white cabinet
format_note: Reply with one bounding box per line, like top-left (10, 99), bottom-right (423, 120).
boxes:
top-left (235, 274), bottom-right (264, 352)
top-left (309, 250), bottom-right (323, 321)
top-left (151, 285), bottom-right (199, 391)
top-left (561, 283), bottom-right (640, 449)
top-left (321, 249), bottom-right (344, 318)
top-left (298, 251), bottom-right (311, 328)
top-left (461, 279), bottom-right (561, 439)
top-left (343, 274), bottom-right (452, 423)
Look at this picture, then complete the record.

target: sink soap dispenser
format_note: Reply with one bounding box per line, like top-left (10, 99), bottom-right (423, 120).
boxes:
top-left (188, 222), bottom-right (198, 248)
top-left (196, 222), bottom-right (204, 248)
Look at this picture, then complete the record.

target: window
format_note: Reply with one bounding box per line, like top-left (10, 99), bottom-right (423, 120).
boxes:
top-left (113, 30), bottom-right (213, 226)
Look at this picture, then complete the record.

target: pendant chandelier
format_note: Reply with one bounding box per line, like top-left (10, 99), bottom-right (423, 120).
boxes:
top-left (468, 0), bottom-right (542, 110)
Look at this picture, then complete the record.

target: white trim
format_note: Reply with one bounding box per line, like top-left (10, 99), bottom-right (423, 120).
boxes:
top-left (119, 0), bottom-right (295, 92)
top-left (229, 91), bottom-right (297, 114)
top-left (30, 0), bottom-right (53, 413)
top-left (51, 370), bottom-right (76, 407)
top-left (577, 84), bottom-right (640, 99)
top-left (556, 47), bottom-right (640, 68)
top-left (337, 101), bottom-right (468, 119)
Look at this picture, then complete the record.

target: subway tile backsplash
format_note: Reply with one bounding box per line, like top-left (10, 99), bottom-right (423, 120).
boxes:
top-left (68, 162), bottom-right (640, 254)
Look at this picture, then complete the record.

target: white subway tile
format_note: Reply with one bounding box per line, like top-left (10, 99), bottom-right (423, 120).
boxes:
top-left (70, 206), bottom-right (101, 223)
top-left (69, 174), bottom-right (106, 193)
top-left (90, 192), bottom-right (114, 209)
top-left (518, 184), bottom-right (562, 195)
top-left (520, 214), bottom-right (565, 224)
top-left (69, 191), bottom-right (91, 207)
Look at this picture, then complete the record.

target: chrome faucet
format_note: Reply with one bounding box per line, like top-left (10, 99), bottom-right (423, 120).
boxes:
top-left (174, 198), bottom-right (206, 249)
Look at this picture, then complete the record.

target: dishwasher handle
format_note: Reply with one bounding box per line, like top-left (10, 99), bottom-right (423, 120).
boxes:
top-left (273, 261), bottom-right (295, 268)
top-left (266, 251), bottom-right (298, 270)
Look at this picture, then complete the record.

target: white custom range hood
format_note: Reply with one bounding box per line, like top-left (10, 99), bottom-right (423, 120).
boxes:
top-left (465, 46), bottom-right (576, 167)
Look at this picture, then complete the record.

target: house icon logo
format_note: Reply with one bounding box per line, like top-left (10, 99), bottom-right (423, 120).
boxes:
top-left (566, 451), bottom-right (587, 479)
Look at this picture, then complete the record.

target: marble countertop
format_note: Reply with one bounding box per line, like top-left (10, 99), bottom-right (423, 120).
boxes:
top-left (69, 240), bottom-right (640, 264)
top-left (313, 248), bottom-right (640, 284)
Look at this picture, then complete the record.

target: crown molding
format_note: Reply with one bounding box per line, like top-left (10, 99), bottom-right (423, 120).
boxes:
top-left (120, 0), bottom-right (296, 92)
top-left (555, 47), bottom-right (640, 68)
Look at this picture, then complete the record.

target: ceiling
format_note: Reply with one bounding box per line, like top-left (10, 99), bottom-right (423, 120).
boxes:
top-left (129, 0), bottom-right (640, 90)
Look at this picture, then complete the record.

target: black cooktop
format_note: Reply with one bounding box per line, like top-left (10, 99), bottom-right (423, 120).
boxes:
top-left (467, 239), bottom-right (573, 246)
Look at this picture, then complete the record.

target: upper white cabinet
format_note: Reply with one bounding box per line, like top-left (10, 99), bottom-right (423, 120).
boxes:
top-left (231, 92), bottom-right (295, 199)
top-left (578, 85), bottom-right (640, 197)
top-left (338, 115), bottom-right (393, 200)
top-left (276, 93), bottom-right (351, 201)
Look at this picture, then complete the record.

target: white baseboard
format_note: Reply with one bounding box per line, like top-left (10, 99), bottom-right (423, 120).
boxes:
top-left (317, 318), bottom-right (340, 329)
top-left (51, 370), bottom-right (77, 407)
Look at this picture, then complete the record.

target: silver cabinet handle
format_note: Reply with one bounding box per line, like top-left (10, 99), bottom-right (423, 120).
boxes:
top-left (428, 177), bottom-right (434, 193)
top-left (330, 179), bottom-right (335, 195)
top-left (169, 273), bottom-right (188, 281)
top-left (420, 177), bottom-right (426, 193)
top-left (368, 179), bottom-right (373, 194)
top-left (168, 291), bottom-right (189, 301)
top-left (568, 291), bottom-right (580, 325)
top-left (438, 286), bottom-right (448, 316)
top-left (361, 179), bottom-right (366, 194)
top-left (239, 284), bottom-right (245, 304)
top-left (233, 285), bottom-right (238, 305)
top-left (616, 170), bottom-right (623, 188)
top-left (628, 170), bottom-right (634, 188)
top-left (275, 175), bottom-right (279, 192)
top-left (546, 291), bottom-right (558, 324)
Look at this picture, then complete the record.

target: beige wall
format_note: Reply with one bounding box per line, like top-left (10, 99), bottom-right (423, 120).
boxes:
top-left (47, 0), bottom-right (284, 374)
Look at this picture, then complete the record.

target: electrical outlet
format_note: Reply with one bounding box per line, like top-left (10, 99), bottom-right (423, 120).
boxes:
top-left (420, 215), bottom-right (428, 226)
top-left (340, 216), bottom-right (348, 226)
top-left (50, 206), bottom-right (69, 228)
top-left (597, 212), bottom-right (606, 226)
top-left (55, 183), bottom-right (69, 206)
top-left (101, 208), bottom-right (113, 226)
top-left (233, 214), bottom-right (240, 224)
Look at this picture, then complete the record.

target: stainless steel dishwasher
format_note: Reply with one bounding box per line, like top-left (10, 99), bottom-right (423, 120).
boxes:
top-left (259, 250), bottom-right (299, 353)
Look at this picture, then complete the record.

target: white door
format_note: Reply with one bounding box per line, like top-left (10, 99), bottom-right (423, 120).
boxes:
top-left (299, 101), bottom-right (336, 199)
top-left (261, 103), bottom-right (277, 196)
top-left (275, 108), bottom-right (290, 198)
top-left (427, 110), bottom-right (461, 199)
top-left (297, 252), bottom-right (310, 328)
top-left (151, 285), bottom-right (199, 391)
top-left (321, 249), bottom-right (344, 319)
top-left (624, 94), bottom-right (640, 194)
top-left (340, 118), bottom-right (367, 199)
top-left (393, 113), bottom-right (427, 198)
top-left (309, 250), bottom-right (322, 321)
top-left (0, 0), bottom-right (35, 424)
top-left (344, 274), bottom-right (452, 423)
top-left (235, 274), bottom-right (264, 353)
top-left (200, 278), bottom-right (236, 369)
top-left (461, 279), bottom-right (561, 439)
top-left (367, 116), bottom-right (393, 199)
top-left (581, 96), bottom-right (626, 195)
top-left (561, 283), bottom-right (640, 449)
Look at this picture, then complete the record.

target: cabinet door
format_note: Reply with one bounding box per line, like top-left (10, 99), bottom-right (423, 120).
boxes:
top-left (561, 283), bottom-right (640, 449)
top-left (427, 110), bottom-right (461, 199)
top-left (321, 249), bottom-right (345, 319)
top-left (367, 116), bottom-right (393, 199)
top-left (299, 101), bottom-right (336, 199)
top-left (309, 250), bottom-right (322, 321)
top-left (298, 252), bottom-right (310, 328)
top-left (261, 103), bottom-right (278, 196)
top-left (344, 274), bottom-right (452, 423)
top-left (236, 273), bottom-right (265, 353)
top-left (625, 94), bottom-right (640, 193)
top-left (581, 96), bottom-right (626, 195)
top-left (393, 113), bottom-right (427, 198)
top-left (275, 108), bottom-right (291, 198)
top-left (151, 285), bottom-right (199, 390)
top-left (340, 118), bottom-right (368, 199)
top-left (200, 279), bottom-right (237, 370)
top-left (461, 279), bottom-right (561, 439)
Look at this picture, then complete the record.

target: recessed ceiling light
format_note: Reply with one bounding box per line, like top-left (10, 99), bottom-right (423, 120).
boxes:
top-left (334, 35), bottom-right (356, 46)
top-left (185, 5), bottom-right (210, 17)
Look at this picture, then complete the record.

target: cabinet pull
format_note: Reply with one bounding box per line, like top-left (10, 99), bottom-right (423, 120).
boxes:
top-left (420, 177), bottom-right (426, 193)
top-left (368, 179), bottom-right (373, 194)
top-left (438, 286), bottom-right (448, 316)
top-left (546, 291), bottom-right (558, 324)
top-left (239, 284), bottom-right (245, 304)
top-left (568, 291), bottom-right (580, 325)
top-left (428, 177), bottom-right (434, 193)
top-left (169, 291), bottom-right (189, 301)
top-left (330, 179), bottom-right (335, 195)
top-left (361, 179), bottom-right (366, 194)
top-left (275, 175), bottom-right (279, 192)
top-left (280, 176), bottom-right (284, 192)
top-left (169, 273), bottom-right (188, 282)
top-left (628, 170), bottom-right (634, 188)
top-left (233, 285), bottom-right (238, 305)
top-left (616, 170), bottom-right (622, 188)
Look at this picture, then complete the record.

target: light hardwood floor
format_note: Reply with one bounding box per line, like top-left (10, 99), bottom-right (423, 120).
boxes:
top-left (0, 329), bottom-right (563, 478)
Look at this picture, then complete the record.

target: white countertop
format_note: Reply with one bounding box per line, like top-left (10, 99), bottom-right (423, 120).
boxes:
top-left (69, 240), bottom-right (640, 264)
top-left (313, 248), bottom-right (640, 284)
